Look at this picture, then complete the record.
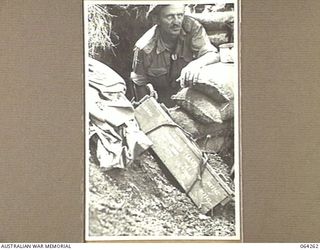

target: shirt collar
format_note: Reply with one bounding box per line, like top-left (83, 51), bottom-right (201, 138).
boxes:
top-left (144, 25), bottom-right (187, 55)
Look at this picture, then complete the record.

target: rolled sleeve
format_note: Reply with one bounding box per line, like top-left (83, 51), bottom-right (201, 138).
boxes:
top-left (191, 24), bottom-right (218, 58)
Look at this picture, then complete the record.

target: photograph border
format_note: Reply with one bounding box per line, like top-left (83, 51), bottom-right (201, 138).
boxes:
top-left (84, 0), bottom-right (241, 241)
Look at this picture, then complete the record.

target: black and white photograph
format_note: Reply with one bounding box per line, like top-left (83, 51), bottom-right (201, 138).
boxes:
top-left (85, 0), bottom-right (240, 240)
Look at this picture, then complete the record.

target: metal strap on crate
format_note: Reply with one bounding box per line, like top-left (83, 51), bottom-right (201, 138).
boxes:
top-left (186, 153), bottom-right (209, 195)
top-left (144, 121), bottom-right (195, 143)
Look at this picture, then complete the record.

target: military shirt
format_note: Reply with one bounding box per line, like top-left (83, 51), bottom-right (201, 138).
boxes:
top-left (131, 16), bottom-right (217, 105)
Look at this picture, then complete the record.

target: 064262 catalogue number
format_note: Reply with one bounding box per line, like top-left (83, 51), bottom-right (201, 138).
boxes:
top-left (300, 244), bottom-right (319, 249)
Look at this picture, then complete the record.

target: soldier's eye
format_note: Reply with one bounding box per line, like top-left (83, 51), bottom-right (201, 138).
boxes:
top-left (166, 15), bottom-right (174, 21)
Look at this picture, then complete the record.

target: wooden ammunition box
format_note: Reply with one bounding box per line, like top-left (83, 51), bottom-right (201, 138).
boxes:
top-left (135, 97), bottom-right (234, 213)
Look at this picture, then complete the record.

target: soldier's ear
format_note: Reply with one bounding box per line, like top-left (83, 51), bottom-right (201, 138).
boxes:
top-left (151, 15), bottom-right (160, 25)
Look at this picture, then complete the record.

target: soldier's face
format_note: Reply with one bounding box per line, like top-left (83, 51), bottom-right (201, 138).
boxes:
top-left (158, 5), bottom-right (185, 37)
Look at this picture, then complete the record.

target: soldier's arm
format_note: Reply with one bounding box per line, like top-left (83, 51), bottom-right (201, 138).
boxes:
top-left (189, 50), bottom-right (220, 68)
top-left (130, 48), bottom-right (149, 101)
top-left (179, 51), bottom-right (220, 87)
top-left (179, 23), bottom-right (220, 87)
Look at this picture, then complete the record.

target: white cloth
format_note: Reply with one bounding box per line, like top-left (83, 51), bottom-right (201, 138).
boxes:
top-left (88, 58), bottom-right (152, 171)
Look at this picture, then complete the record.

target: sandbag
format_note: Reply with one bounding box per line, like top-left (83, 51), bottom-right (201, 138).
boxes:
top-left (193, 62), bottom-right (235, 103)
top-left (208, 31), bottom-right (229, 48)
top-left (186, 12), bottom-right (234, 32)
top-left (196, 132), bottom-right (234, 160)
top-left (220, 99), bottom-right (234, 121)
top-left (219, 43), bottom-right (235, 63)
top-left (171, 88), bottom-right (222, 124)
top-left (196, 135), bottom-right (227, 154)
top-left (167, 107), bottom-right (201, 137)
top-left (168, 107), bottom-right (232, 139)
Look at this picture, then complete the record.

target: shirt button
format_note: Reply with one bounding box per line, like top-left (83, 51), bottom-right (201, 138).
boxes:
top-left (171, 54), bottom-right (177, 61)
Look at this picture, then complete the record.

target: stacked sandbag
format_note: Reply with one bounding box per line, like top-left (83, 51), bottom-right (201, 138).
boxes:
top-left (186, 11), bottom-right (234, 48)
top-left (168, 107), bottom-right (233, 156)
top-left (171, 88), bottom-right (223, 124)
top-left (170, 62), bottom-right (235, 165)
top-left (219, 43), bottom-right (235, 63)
top-left (172, 63), bottom-right (235, 123)
top-left (194, 63), bottom-right (235, 122)
top-left (168, 107), bottom-right (232, 139)
top-left (193, 63), bottom-right (234, 102)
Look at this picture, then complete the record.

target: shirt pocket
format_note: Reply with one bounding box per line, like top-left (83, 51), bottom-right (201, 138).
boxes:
top-left (147, 67), bottom-right (168, 77)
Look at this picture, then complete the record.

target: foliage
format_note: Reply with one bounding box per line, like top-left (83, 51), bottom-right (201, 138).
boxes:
top-left (87, 4), bottom-right (118, 57)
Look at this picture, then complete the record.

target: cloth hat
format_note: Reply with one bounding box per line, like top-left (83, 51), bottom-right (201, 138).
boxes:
top-left (146, 5), bottom-right (167, 19)
top-left (147, 4), bottom-right (187, 19)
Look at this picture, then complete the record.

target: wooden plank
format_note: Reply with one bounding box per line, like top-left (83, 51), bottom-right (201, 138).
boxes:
top-left (135, 97), bottom-right (234, 213)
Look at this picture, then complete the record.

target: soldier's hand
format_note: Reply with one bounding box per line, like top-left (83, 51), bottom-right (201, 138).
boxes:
top-left (177, 61), bottom-right (202, 88)
top-left (146, 84), bottom-right (158, 100)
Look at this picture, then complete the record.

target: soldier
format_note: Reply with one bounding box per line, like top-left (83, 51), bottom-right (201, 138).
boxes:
top-left (130, 4), bottom-right (220, 107)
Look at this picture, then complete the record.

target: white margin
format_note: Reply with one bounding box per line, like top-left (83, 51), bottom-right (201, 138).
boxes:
top-left (233, 0), bottom-right (241, 242)
top-left (84, 0), bottom-right (241, 242)
top-left (84, 2), bottom-right (91, 244)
